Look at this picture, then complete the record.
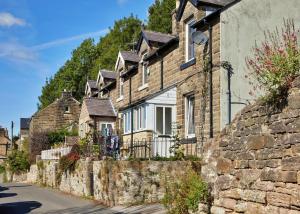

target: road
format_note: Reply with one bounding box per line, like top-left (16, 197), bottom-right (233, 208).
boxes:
top-left (0, 183), bottom-right (165, 214)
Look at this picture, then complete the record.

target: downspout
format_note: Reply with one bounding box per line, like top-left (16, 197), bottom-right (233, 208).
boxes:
top-left (208, 24), bottom-right (213, 138)
top-left (227, 68), bottom-right (232, 125)
top-left (129, 77), bottom-right (134, 155)
top-left (160, 56), bottom-right (164, 91)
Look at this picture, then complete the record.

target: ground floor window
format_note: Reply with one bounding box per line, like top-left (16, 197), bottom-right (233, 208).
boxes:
top-left (99, 122), bottom-right (114, 136)
top-left (123, 105), bottom-right (147, 134)
top-left (155, 106), bottom-right (172, 136)
top-left (185, 95), bottom-right (195, 138)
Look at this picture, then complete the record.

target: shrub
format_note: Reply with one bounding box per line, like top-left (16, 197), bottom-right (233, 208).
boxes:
top-left (6, 150), bottom-right (30, 175)
top-left (58, 144), bottom-right (80, 172)
top-left (246, 19), bottom-right (300, 104)
top-left (0, 164), bottom-right (5, 174)
top-left (162, 170), bottom-right (208, 214)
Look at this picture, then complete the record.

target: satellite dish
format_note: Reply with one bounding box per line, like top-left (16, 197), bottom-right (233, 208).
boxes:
top-left (192, 31), bottom-right (209, 45)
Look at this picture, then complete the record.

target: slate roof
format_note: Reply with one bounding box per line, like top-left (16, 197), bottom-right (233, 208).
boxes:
top-left (176, 0), bottom-right (237, 21)
top-left (87, 80), bottom-right (98, 90)
top-left (84, 98), bottom-right (116, 117)
top-left (142, 30), bottom-right (176, 44)
top-left (20, 118), bottom-right (30, 130)
top-left (120, 51), bottom-right (140, 63)
top-left (100, 70), bottom-right (117, 80)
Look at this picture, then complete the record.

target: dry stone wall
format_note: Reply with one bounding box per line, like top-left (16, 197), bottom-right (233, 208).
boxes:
top-left (93, 161), bottom-right (199, 206)
top-left (202, 77), bottom-right (300, 213)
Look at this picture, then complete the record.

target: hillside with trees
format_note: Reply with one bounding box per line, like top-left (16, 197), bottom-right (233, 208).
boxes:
top-left (38, 0), bottom-right (175, 109)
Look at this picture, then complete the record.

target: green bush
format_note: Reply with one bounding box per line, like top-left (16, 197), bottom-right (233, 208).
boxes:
top-left (0, 164), bottom-right (5, 174)
top-left (58, 144), bottom-right (80, 172)
top-left (162, 170), bottom-right (208, 214)
top-left (6, 150), bottom-right (30, 174)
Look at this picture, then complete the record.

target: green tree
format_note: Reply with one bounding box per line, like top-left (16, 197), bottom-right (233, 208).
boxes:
top-left (6, 150), bottom-right (30, 175)
top-left (147, 0), bottom-right (176, 34)
top-left (38, 15), bottom-right (142, 109)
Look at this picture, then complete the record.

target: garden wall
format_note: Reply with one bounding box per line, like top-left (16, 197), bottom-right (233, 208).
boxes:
top-left (201, 77), bottom-right (300, 213)
top-left (93, 161), bottom-right (199, 206)
top-left (21, 159), bottom-right (199, 207)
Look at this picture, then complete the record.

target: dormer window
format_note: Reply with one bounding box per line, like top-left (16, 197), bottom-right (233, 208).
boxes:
top-left (120, 77), bottom-right (124, 97)
top-left (205, 6), bottom-right (217, 16)
top-left (142, 62), bottom-right (149, 85)
top-left (186, 19), bottom-right (196, 62)
top-left (65, 106), bottom-right (70, 113)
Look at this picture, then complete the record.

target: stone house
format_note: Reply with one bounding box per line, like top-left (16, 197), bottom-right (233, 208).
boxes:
top-left (98, 0), bottom-right (300, 156)
top-left (0, 127), bottom-right (10, 159)
top-left (30, 91), bottom-right (81, 136)
top-left (85, 80), bottom-right (99, 98)
top-left (79, 97), bottom-right (117, 139)
top-left (20, 118), bottom-right (30, 142)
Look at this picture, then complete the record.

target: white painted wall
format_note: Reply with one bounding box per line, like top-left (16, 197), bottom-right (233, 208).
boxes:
top-left (220, 0), bottom-right (300, 129)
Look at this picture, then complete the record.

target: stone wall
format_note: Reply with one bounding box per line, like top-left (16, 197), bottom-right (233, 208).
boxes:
top-left (59, 159), bottom-right (93, 197)
top-left (202, 77), bottom-right (300, 213)
top-left (93, 160), bottom-right (200, 206)
top-left (18, 159), bottom-right (199, 207)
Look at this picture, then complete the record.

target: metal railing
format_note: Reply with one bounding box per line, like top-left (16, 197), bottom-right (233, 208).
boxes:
top-left (125, 136), bottom-right (198, 159)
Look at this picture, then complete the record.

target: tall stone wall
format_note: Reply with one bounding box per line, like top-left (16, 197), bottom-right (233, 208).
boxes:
top-left (93, 161), bottom-right (200, 206)
top-left (202, 77), bottom-right (300, 213)
top-left (59, 159), bottom-right (93, 197)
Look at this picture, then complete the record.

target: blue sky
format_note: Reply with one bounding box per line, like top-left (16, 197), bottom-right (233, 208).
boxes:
top-left (0, 0), bottom-right (154, 135)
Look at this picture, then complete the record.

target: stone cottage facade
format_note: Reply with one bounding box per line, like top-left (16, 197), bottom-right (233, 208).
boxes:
top-left (30, 91), bottom-right (81, 136)
top-left (0, 127), bottom-right (10, 158)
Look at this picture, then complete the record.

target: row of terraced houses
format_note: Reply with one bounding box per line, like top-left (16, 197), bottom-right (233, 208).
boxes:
top-left (78, 0), bottom-right (300, 157)
top-left (26, 0), bottom-right (300, 159)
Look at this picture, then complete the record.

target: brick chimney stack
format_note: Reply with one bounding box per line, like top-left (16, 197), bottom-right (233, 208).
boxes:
top-left (62, 89), bottom-right (72, 99)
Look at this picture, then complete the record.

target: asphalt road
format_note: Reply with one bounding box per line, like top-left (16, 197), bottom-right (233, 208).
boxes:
top-left (0, 183), bottom-right (165, 214)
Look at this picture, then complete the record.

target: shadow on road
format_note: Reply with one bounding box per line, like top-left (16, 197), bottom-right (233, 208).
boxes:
top-left (0, 186), bottom-right (9, 192)
top-left (0, 201), bottom-right (42, 214)
top-left (0, 192), bottom-right (17, 198)
top-left (5, 184), bottom-right (32, 188)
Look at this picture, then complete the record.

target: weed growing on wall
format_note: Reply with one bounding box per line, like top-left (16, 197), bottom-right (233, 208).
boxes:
top-left (162, 170), bottom-right (208, 214)
top-left (246, 19), bottom-right (300, 106)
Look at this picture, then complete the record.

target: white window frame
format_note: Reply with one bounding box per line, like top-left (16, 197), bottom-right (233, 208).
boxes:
top-left (205, 6), bottom-right (217, 16)
top-left (185, 19), bottom-right (196, 62)
top-left (155, 105), bottom-right (173, 136)
top-left (118, 77), bottom-right (124, 101)
top-left (123, 105), bottom-right (147, 134)
top-left (185, 95), bottom-right (196, 138)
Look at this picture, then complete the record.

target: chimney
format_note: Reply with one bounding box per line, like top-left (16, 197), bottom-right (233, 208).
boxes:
top-left (172, 0), bottom-right (181, 35)
top-left (62, 89), bottom-right (72, 99)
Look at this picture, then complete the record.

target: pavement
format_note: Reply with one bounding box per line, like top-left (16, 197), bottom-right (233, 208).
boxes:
top-left (0, 183), bottom-right (166, 214)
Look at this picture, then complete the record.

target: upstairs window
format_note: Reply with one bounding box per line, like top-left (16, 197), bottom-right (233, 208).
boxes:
top-left (119, 77), bottom-right (124, 98)
top-left (142, 63), bottom-right (149, 85)
top-left (64, 106), bottom-right (70, 113)
top-left (205, 6), bottom-right (217, 16)
top-left (185, 19), bottom-right (196, 62)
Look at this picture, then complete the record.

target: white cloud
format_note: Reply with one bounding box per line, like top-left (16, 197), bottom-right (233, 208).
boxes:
top-left (117, 0), bottom-right (129, 5)
top-left (0, 12), bottom-right (27, 27)
top-left (0, 28), bottom-right (108, 61)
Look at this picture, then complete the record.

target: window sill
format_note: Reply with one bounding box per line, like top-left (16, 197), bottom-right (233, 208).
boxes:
top-left (138, 84), bottom-right (149, 91)
top-left (117, 96), bottom-right (124, 102)
top-left (180, 58), bottom-right (196, 71)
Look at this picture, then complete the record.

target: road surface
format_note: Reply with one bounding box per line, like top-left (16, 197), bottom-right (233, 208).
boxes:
top-left (0, 183), bottom-right (165, 214)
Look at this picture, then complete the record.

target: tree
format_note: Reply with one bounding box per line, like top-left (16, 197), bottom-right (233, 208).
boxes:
top-left (38, 15), bottom-right (142, 109)
top-left (6, 150), bottom-right (30, 178)
top-left (147, 0), bottom-right (176, 34)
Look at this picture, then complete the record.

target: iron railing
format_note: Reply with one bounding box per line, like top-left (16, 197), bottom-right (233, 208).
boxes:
top-left (125, 136), bottom-right (198, 159)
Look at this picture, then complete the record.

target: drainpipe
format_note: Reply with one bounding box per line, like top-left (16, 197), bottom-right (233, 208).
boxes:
top-left (208, 24), bottom-right (213, 138)
top-left (160, 56), bottom-right (164, 90)
top-left (227, 68), bottom-right (232, 125)
top-left (129, 77), bottom-right (134, 155)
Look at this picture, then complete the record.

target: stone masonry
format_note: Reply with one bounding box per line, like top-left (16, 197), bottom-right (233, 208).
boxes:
top-left (201, 77), bottom-right (300, 213)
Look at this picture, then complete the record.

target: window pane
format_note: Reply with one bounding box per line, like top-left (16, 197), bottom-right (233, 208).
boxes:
top-left (156, 107), bottom-right (164, 135)
top-left (143, 65), bottom-right (148, 84)
top-left (143, 106), bottom-right (146, 129)
top-left (165, 107), bottom-right (172, 135)
top-left (188, 96), bottom-right (195, 135)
